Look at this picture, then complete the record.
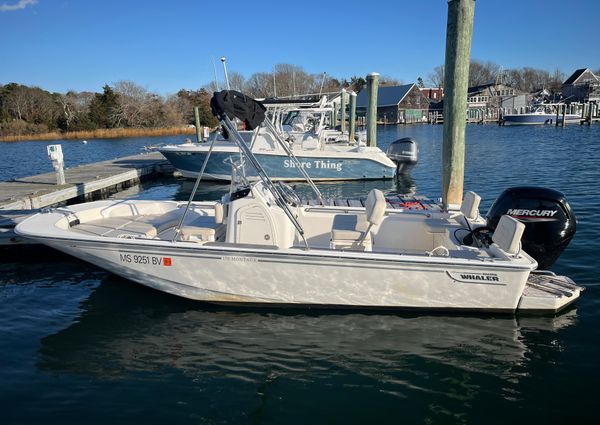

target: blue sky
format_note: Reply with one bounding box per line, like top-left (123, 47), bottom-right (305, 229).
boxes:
top-left (0, 0), bottom-right (598, 95)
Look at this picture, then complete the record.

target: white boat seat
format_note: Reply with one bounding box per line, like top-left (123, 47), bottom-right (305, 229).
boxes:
top-left (179, 226), bottom-right (217, 243)
top-left (331, 215), bottom-right (372, 243)
top-left (492, 215), bottom-right (525, 255)
top-left (461, 191), bottom-right (481, 220)
top-left (330, 189), bottom-right (386, 251)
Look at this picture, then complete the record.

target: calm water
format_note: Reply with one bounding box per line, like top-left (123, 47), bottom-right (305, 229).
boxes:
top-left (1, 125), bottom-right (599, 424)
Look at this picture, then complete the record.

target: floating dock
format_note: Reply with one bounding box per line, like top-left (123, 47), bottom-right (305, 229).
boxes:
top-left (0, 152), bottom-right (173, 246)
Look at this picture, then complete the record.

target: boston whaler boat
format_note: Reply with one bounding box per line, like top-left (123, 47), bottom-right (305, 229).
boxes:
top-left (159, 96), bottom-right (398, 181)
top-left (17, 91), bottom-right (584, 313)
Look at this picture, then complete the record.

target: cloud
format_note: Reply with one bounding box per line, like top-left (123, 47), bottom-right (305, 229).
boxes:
top-left (0, 0), bottom-right (38, 12)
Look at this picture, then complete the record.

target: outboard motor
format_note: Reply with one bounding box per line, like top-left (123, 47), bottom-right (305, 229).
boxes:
top-left (386, 137), bottom-right (418, 174)
top-left (486, 187), bottom-right (576, 269)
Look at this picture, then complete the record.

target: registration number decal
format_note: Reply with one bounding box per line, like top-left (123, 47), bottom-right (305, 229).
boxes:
top-left (120, 253), bottom-right (172, 266)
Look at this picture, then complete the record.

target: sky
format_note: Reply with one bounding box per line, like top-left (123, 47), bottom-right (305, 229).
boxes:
top-left (0, 0), bottom-right (599, 95)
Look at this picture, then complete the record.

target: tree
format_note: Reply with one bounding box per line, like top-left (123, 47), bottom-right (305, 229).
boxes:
top-left (88, 84), bottom-right (120, 128)
top-left (428, 65), bottom-right (445, 88)
top-left (417, 77), bottom-right (425, 88)
top-left (379, 75), bottom-right (402, 87)
top-left (349, 76), bottom-right (366, 93)
top-left (469, 60), bottom-right (501, 87)
top-left (174, 89), bottom-right (217, 127)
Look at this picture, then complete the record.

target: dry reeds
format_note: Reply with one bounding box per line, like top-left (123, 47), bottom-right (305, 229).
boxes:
top-left (0, 127), bottom-right (197, 142)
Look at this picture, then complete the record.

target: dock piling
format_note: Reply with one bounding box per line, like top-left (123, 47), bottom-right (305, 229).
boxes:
top-left (349, 91), bottom-right (357, 143)
top-left (340, 89), bottom-right (347, 133)
top-left (441, 0), bottom-right (475, 210)
top-left (194, 107), bottom-right (202, 143)
top-left (366, 72), bottom-right (380, 147)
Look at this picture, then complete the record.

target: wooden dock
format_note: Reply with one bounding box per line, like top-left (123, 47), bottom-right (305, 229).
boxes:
top-left (0, 152), bottom-right (172, 210)
top-left (0, 152), bottom-right (173, 247)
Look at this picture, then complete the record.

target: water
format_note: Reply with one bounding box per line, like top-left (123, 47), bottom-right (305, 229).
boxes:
top-left (1, 125), bottom-right (599, 424)
top-left (0, 134), bottom-right (192, 182)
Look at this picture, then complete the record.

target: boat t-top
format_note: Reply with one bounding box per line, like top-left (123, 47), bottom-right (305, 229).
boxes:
top-left (17, 90), bottom-right (583, 313)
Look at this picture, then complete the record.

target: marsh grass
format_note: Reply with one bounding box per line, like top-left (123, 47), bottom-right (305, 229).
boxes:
top-left (0, 126), bottom-right (197, 142)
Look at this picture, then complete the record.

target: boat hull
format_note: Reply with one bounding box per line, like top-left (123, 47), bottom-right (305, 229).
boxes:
top-left (39, 236), bottom-right (531, 313)
top-left (503, 113), bottom-right (581, 125)
top-left (160, 149), bottom-right (396, 181)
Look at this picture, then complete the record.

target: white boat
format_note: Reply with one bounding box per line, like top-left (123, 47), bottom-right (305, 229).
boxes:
top-left (503, 105), bottom-right (581, 125)
top-left (16, 91), bottom-right (583, 313)
top-left (159, 95), bottom-right (398, 181)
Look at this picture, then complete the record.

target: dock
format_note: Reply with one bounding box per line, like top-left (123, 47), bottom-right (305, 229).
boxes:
top-left (0, 152), bottom-right (173, 247)
top-left (0, 152), bottom-right (172, 210)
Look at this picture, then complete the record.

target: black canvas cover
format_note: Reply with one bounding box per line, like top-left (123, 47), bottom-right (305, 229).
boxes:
top-left (210, 90), bottom-right (266, 130)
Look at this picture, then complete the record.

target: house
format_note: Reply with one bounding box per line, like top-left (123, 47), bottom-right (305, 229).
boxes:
top-left (466, 83), bottom-right (528, 121)
top-left (419, 87), bottom-right (444, 102)
top-left (356, 84), bottom-right (430, 124)
top-left (562, 68), bottom-right (600, 103)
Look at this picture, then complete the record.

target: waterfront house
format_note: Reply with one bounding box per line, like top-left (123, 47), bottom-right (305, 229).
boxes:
top-left (466, 83), bottom-right (527, 121)
top-left (356, 84), bottom-right (430, 124)
top-left (562, 68), bottom-right (600, 103)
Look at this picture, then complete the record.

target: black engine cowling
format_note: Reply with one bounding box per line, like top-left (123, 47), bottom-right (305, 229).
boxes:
top-left (486, 187), bottom-right (576, 269)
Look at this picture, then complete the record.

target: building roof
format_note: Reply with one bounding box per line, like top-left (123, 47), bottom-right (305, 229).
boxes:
top-left (563, 68), bottom-right (599, 85)
top-left (356, 84), bottom-right (415, 108)
top-left (468, 83), bottom-right (495, 94)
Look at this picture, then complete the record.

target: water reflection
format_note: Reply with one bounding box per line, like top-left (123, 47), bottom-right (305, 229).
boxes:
top-left (38, 275), bottom-right (577, 387)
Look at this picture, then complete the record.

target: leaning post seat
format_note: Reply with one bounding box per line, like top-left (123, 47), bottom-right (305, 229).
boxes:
top-left (330, 189), bottom-right (386, 251)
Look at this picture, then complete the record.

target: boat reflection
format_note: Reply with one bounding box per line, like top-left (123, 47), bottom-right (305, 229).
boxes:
top-left (37, 275), bottom-right (578, 384)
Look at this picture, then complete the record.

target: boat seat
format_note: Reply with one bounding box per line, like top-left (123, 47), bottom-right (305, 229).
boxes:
top-left (179, 226), bottom-right (218, 243)
top-left (331, 215), bottom-right (372, 250)
top-left (491, 215), bottom-right (525, 255)
top-left (461, 191), bottom-right (481, 220)
top-left (330, 188), bottom-right (386, 251)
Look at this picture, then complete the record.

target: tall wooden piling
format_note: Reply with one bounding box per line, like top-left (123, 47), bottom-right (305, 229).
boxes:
top-left (349, 91), bottom-right (357, 142)
top-left (194, 106), bottom-right (202, 143)
top-left (366, 72), bottom-right (380, 147)
top-left (561, 104), bottom-right (566, 127)
top-left (340, 89), bottom-right (347, 133)
top-left (442, 0), bottom-right (475, 209)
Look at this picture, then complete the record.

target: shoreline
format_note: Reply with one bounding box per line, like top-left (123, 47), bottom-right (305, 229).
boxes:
top-left (0, 126), bottom-right (197, 142)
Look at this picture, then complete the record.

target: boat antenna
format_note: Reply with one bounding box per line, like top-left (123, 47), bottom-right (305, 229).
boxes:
top-left (319, 72), bottom-right (327, 96)
top-left (211, 57), bottom-right (220, 91)
top-left (220, 56), bottom-right (231, 90)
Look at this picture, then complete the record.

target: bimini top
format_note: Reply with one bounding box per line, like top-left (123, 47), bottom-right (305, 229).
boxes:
top-left (210, 90), bottom-right (266, 130)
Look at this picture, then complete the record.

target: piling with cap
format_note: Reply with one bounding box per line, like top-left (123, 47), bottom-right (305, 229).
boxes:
top-left (194, 106), bottom-right (202, 143)
top-left (366, 72), bottom-right (380, 147)
top-left (349, 91), bottom-right (357, 142)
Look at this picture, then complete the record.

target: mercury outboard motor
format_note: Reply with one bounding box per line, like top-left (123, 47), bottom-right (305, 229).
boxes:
top-left (386, 137), bottom-right (418, 174)
top-left (486, 187), bottom-right (576, 269)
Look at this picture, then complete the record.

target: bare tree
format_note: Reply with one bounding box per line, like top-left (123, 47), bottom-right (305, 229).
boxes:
top-left (469, 60), bottom-right (501, 87)
top-left (113, 81), bottom-right (153, 127)
top-left (379, 75), bottom-right (403, 87)
top-left (428, 65), bottom-right (445, 88)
